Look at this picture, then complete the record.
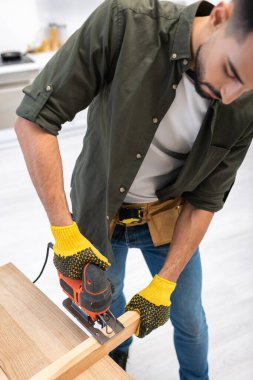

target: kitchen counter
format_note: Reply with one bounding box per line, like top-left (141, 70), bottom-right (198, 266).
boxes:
top-left (0, 52), bottom-right (55, 75)
top-left (0, 49), bottom-right (86, 138)
top-left (0, 52), bottom-right (56, 131)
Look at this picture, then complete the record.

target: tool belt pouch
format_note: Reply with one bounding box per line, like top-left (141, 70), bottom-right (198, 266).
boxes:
top-left (147, 197), bottom-right (184, 246)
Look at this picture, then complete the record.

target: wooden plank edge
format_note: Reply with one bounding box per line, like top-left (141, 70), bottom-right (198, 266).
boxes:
top-left (28, 311), bottom-right (139, 380)
top-left (76, 356), bottom-right (133, 380)
top-left (0, 368), bottom-right (9, 380)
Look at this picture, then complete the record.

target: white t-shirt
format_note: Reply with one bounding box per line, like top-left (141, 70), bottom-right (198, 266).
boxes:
top-left (125, 73), bottom-right (210, 203)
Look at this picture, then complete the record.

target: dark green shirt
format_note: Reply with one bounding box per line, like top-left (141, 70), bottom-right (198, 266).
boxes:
top-left (17, 0), bottom-right (253, 261)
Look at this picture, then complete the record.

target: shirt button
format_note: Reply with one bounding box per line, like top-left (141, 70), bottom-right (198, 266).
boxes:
top-left (171, 53), bottom-right (177, 59)
top-left (183, 59), bottom-right (188, 65)
top-left (172, 84), bottom-right (177, 90)
top-left (106, 215), bottom-right (109, 221)
top-left (136, 153), bottom-right (142, 159)
top-left (46, 85), bottom-right (52, 92)
top-left (152, 117), bottom-right (159, 124)
top-left (119, 187), bottom-right (126, 193)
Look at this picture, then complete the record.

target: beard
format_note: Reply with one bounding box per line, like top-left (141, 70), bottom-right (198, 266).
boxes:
top-left (193, 44), bottom-right (222, 101)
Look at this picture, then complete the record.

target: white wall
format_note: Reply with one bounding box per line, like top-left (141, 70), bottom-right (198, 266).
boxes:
top-left (0, 0), bottom-right (103, 52)
top-left (35, 0), bottom-right (104, 44)
top-left (0, 0), bottom-right (221, 53)
top-left (0, 0), bottom-right (40, 52)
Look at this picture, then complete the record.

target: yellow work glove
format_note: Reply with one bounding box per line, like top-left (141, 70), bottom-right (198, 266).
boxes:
top-left (125, 275), bottom-right (176, 338)
top-left (51, 222), bottom-right (110, 279)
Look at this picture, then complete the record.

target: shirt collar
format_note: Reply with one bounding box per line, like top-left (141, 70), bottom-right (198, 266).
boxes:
top-left (170, 1), bottom-right (214, 62)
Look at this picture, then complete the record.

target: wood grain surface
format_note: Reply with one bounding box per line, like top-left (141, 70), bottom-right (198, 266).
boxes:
top-left (75, 356), bottom-right (132, 380)
top-left (0, 263), bottom-right (132, 379)
top-left (30, 311), bottom-right (139, 380)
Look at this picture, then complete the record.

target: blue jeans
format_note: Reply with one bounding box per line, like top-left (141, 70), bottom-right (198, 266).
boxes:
top-left (107, 223), bottom-right (209, 380)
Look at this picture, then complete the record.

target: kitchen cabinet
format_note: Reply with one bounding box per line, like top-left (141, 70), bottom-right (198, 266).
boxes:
top-left (0, 69), bottom-right (39, 130)
top-left (0, 52), bottom-right (86, 132)
top-left (0, 53), bottom-right (55, 131)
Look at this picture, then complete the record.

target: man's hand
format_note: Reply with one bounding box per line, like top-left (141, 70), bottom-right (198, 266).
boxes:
top-left (51, 222), bottom-right (110, 279)
top-left (125, 275), bottom-right (176, 338)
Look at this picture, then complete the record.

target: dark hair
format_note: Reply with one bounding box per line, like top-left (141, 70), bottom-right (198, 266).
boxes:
top-left (227, 0), bottom-right (253, 40)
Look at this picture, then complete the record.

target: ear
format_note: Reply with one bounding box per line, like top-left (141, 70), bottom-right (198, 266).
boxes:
top-left (209, 2), bottom-right (233, 30)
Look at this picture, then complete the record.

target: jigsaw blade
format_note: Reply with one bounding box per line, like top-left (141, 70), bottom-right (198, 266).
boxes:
top-left (63, 298), bottom-right (124, 345)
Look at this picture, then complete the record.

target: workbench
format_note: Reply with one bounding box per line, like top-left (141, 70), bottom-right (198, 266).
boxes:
top-left (0, 263), bottom-right (139, 379)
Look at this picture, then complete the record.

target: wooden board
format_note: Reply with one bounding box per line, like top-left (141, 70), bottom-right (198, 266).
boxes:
top-left (75, 356), bottom-right (132, 380)
top-left (0, 263), bottom-right (132, 379)
top-left (30, 311), bottom-right (140, 380)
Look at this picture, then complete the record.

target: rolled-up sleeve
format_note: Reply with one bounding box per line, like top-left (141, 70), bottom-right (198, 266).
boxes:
top-left (16, 0), bottom-right (122, 135)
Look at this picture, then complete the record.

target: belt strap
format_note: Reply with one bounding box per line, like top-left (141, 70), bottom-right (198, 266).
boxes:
top-left (118, 208), bottom-right (144, 225)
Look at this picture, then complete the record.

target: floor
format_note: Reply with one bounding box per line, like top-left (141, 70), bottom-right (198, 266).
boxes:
top-left (0, 124), bottom-right (252, 380)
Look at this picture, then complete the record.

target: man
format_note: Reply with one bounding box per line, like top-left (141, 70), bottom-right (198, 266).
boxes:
top-left (15, 0), bottom-right (253, 378)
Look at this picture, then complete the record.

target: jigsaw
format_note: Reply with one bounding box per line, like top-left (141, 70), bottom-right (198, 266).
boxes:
top-left (58, 262), bottom-right (124, 344)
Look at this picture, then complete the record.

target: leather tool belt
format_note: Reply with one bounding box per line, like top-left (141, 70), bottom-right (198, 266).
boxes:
top-left (110, 197), bottom-right (184, 246)
top-left (118, 207), bottom-right (145, 225)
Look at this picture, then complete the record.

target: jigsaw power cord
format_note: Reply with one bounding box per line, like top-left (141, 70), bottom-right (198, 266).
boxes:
top-left (33, 242), bottom-right (53, 283)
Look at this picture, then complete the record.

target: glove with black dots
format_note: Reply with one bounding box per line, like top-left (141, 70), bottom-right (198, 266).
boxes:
top-left (125, 275), bottom-right (176, 338)
top-left (51, 222), bottom-right (110, 279)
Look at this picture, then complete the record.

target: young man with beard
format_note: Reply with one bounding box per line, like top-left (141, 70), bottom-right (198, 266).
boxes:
top-left (15, 0), bottom-right (253, 378)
